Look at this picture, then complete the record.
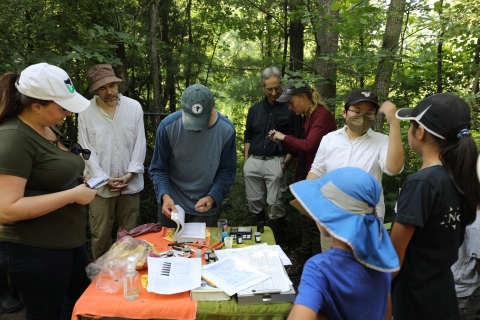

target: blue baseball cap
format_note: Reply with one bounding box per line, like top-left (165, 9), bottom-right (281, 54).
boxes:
top-left (181, 84), bottom-right (214, 131)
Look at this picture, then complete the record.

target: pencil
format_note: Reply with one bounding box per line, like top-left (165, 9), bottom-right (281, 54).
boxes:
top-left (201, 276), bottom-right (216, 287)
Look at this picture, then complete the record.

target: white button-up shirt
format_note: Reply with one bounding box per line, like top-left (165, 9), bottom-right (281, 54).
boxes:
top-left (310, 127), bottom-right (401, 219)
top-left (78, 95), bottom-right (146, 198)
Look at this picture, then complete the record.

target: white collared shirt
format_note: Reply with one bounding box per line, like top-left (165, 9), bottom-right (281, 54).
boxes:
top-left (310, 127), bottom-right (401, 219)
top-left (78, 95), bottom-right (146, 198)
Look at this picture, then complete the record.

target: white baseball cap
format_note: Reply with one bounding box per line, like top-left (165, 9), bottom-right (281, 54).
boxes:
top-left (16, 63), bottom-right (90, 113)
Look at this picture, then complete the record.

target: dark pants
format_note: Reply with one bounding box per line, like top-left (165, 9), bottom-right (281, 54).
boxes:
top-left (0, 242), bottom-right (90, 320)
top-left (299, 215), bottom-right (322, 255)
top-left (157, 203), bottom-right (218, 228)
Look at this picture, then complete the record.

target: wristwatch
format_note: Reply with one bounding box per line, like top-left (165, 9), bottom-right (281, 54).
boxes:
top-left (281, 161), bottom-right (290, 168)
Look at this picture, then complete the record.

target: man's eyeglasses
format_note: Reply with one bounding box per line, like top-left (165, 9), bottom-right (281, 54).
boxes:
top-left (48, 139), bottom-right (91, 160)
top-left (264, 86), bottom-right (282, 93)
top-left (348, 109), bottom-right (376, 120)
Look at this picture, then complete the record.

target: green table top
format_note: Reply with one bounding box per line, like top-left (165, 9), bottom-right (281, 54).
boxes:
top-left (196, 226), bottom-right (294, 320)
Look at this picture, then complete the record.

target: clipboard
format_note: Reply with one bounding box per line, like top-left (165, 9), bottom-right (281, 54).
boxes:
top-left (289, 199), bottom-right (313, 220)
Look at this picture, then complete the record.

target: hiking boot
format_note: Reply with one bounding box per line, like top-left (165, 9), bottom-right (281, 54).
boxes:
top-left (287, 251), bottom-right (312, 279)
top-left (0, 290), bottom-right (22, 313)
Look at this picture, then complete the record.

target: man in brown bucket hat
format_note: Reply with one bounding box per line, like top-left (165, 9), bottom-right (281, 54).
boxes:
top-left (78, 64), bottom-right (146, 260)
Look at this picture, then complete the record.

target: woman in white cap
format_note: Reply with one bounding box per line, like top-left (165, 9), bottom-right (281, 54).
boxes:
top-left (0, 63), bottom-right (97, 319)
top-left (389, 93), bottom-right (480, 320)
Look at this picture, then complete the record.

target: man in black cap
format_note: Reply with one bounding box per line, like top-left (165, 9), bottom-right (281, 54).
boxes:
top-left (305, 88), bottom-right (404, 257)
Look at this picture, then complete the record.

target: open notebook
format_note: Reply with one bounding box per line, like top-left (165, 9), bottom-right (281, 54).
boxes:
top-left (171, 205), bottom-right (206, 243)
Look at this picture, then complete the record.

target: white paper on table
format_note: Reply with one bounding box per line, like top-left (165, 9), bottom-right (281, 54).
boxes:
top-left (147, 257), bottom-right (202, 295)
top-left (214, 243), bottom-right (270, 260)
top-left (201, 256), bottom-right (270, 296)
top-left (269, 245), bottom-right (292, 266)
top-left (215, 243), bottom-right (292, 266)
top-left (236, 249), bottom-right (292, 294)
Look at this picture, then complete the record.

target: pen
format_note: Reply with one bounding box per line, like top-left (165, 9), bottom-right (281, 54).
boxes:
top-left (168, 242), bottom-right (193, 246)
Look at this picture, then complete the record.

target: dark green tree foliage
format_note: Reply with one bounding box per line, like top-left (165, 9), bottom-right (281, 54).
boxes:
top-left (1, 0), bottom-right (480, 249)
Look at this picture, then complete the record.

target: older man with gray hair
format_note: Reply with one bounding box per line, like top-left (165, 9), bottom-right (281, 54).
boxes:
top-left (243, 67), bottom-right (300, 246)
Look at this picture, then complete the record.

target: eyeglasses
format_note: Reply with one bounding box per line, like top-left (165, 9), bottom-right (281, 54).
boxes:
top-left (264, 86), bottom-right (282, 93)
top-left (48, 139), bottom-right (91, 160)
top-left (348, 109), bottom-right (376, 120)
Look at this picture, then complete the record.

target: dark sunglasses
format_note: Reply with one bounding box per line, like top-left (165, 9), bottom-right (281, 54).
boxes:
top-left (49, 139), bottom-right (91, 160)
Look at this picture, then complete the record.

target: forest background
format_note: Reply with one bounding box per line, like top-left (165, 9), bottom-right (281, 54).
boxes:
top-left (1, 0), bottom-right (479, 252)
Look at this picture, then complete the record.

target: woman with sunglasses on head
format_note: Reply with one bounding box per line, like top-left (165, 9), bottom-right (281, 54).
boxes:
top-left (267, 79), bottom-right (337, 279)
top-left (0, 63), bottom-right (97, 320)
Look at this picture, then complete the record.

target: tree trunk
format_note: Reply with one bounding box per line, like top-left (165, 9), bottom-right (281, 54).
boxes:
top-left (289, 1), bottom-right (304, 72)
top-left (160, 0), bottom-right (175, 112)
top-left (149, 0), bottom-right (161, 117)
top-left (115, 43), bottom-right (130, 96)
top-left (314, 0), bottom-right (339, 113)
top-left (113, 7), bottom-right (130, 95)
top-left (436, 0), bottom-right (444, 93)
top-left (373, 0), bottom-right (406, 132)
top-left (473, 38), bottom-right (480, 95)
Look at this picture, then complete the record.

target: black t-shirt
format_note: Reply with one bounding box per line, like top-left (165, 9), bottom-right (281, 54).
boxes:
top-left (392, 165), bottom-right (463, 320)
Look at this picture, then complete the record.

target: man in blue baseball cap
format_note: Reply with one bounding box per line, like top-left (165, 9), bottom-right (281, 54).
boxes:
top-left (149, 84), bottom-right (237, 227)
top-left (288, 167), bottom-right (399, 320)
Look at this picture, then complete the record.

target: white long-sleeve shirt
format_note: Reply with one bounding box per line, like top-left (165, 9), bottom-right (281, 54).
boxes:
top-left (78, 95), bottom-right (146, 198)
top-left (309, 127), bottom-right (402, 219)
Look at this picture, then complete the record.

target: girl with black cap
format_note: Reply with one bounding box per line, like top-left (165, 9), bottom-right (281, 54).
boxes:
top-left (389, 93), bottom-right (479, 320)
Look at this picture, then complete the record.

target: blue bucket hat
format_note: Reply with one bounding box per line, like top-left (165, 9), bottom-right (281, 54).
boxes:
top-left (289, 167), bottom-right (399, 272)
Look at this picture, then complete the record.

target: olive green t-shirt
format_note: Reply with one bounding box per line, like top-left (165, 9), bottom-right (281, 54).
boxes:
top-left (0, 117), bottom-right (87, 249)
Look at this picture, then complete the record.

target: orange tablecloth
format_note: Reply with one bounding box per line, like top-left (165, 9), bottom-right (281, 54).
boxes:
top-left (72, 228), bottom-right (198, 320)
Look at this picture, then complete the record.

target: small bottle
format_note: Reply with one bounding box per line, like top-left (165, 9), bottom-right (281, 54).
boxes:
top-left (184, 246), bottom-right (191, 258)
top-left (255, 232), bottom-right (261, 243)
top-left (204, 249), bottom-right (212, 263)
top-left (124, 257), bottom-right (139, 300)
top-left (236, 235), bottom-right (243, 244)
top-left (166, 250), bottom-right (174, 257)
top-left (209, 252), bottom-right (217, 262)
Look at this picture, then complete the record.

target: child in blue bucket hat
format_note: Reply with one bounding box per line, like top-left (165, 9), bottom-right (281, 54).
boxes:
top-left (287, 167), bottom-right (399, 320)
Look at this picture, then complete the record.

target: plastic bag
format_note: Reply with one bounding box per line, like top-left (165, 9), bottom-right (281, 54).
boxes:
top-left (85, 236), bottom-right (159, 293)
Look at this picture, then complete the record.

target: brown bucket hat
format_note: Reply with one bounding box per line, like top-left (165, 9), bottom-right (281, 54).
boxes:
top-left (87, 64), bottom-right (123, 92)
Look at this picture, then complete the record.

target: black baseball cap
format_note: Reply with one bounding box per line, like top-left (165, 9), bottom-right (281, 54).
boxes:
top-left (345, 89), bottom-right (379, 109)
top-left (396, 93), bottom-right (470, 139)
top-left (277, 80), bottom-right (312, 102)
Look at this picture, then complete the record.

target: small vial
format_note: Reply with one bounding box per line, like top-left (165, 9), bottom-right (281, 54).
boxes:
top-left (236, 235), bottom-right (243, 244)
top-left (204, 249), bottom-right (212, 263)
top-left (255, 232), bottom-right (261, 243)
top-left (209, 253), bottom-right (217, 263)
top-left (166, 250), bottom-right (174, 257)
top-left (195, 248), bottom-right (202, 258)
top-left (184, 246), bottom-right (191, 258)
